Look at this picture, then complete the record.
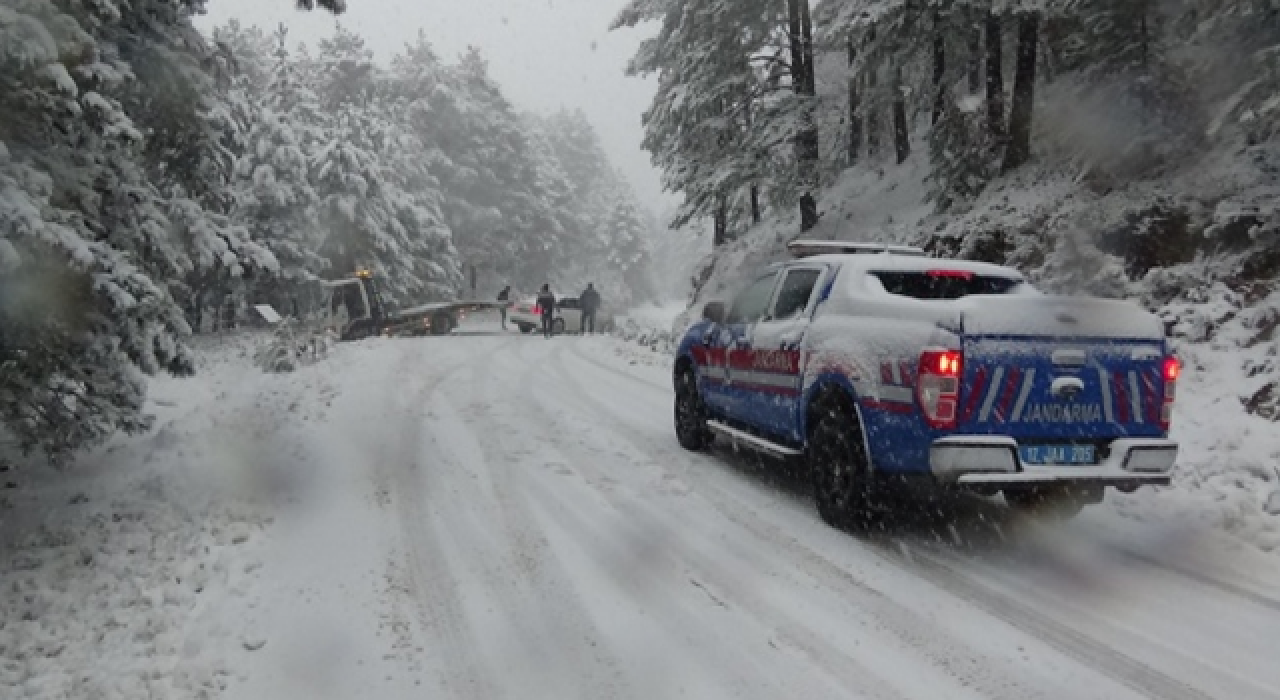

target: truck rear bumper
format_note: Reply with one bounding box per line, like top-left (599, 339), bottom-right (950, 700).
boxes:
top-left (930, 436), bottom-right (1177, 489)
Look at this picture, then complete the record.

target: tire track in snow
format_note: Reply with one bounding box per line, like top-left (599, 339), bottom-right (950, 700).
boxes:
top-left (1098, 544), bottom-right (1280, 614)
top-left (552, 338), bottom-right (1226, 700)
top-left (504, 344), bottom-right (913, 700)
top-left (566, 340), bottom-right (671, 393)
top-left (372, 338), bottom-right (517, 699)
top-left (896, 535), bottom-right (1280, 700)
top-left (874, 541), bottom-right (1217, 700)
top-left (536, 342), bottom-right (1089, 700)
top-left (423, 342), bottom-right (632, 700)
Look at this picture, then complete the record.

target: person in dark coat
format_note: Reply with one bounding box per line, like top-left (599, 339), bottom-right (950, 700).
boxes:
top-left (580, 283), bottom-right (602, 334)
top-left (536, 284), bottom-right (557, 338)
top-left (497, 285), bottom-right (512, 330)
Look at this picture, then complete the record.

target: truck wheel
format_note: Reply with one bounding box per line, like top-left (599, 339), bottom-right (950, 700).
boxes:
top-left (1004, 487), bottom-right (1087, 520)
top-left (552, 318), bottom-right (566, 336)
top-left (430, 313), bottom-right (453, 336)
top-left (517, 323), bottom-right (534, 334)
top-left (674, 368), bottom-right (714, 450)
top-left (809, 402), bottom-right (876, 529)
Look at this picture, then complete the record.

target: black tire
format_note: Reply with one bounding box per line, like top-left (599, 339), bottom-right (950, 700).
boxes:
top-left (674, 369), bottom-right (714, 450)
top-left (1004, 487), bottom-right (1086, 520)
top-left (430, 312), bottom-right (453, 336)
top-left (551, 318), bottom-right (566, 336)
top-left (808, 401), bottom-right (876, 528)
top-left (517, 323), bottom-right (534, 334)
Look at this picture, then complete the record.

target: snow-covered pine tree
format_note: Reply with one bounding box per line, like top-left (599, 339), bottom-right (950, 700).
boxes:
top-left (378, 100), bottom-right (463, 301)
top-left (927, 93), bottom-right (994, 210)
top-left (230, 26), bottom-right (328, 316)
top-left (393, 44), bottom-right (567, 290)
top-left (613, 0), bottom-right (785, 243)
top-left (604, 191), bottom-right (654, 306)
top-left (0, 0), bottom-right (194, 457)
top-left (1, 0), bottom-right (342, 458)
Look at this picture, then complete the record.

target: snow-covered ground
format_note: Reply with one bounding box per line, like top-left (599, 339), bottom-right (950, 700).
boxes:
top-left (6, 328), bottom-right (1280, 699)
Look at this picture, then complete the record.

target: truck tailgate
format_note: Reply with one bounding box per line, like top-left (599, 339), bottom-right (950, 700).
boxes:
top-left (954, 296), bottom-right (1169, 442)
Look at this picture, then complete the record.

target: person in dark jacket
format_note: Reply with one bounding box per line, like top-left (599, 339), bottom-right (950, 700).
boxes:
top-left (497, 285), bottom-right (512, 330)
top-left (536, 284), bottom-right (557, 338)
top-left (580, 283), bottom-right (601, 334)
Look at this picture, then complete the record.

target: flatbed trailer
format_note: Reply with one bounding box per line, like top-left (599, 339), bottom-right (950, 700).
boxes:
top-left (322, 272), bottom-right (506, 341)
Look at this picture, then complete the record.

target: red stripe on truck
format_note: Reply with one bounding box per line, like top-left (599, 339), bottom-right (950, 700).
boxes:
top-left (995, 367), bottom-right (1022, 422)
top-left (1113, 372), bottom-right (1130, 423)
top-left (962, 367), bottom-right (988, 422)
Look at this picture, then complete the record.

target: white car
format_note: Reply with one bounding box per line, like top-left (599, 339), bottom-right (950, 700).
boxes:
top-left (508, 296), bottom-right (614, 335)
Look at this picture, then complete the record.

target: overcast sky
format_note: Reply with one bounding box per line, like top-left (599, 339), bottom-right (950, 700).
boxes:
top-left (195, 0), bottom-right (670, 212)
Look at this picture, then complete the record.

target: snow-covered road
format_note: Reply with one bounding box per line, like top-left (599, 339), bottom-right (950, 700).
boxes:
top-left (7, 328), bottom-right (1278, 699)
top-left (220, 331), bottom-right (1280, 700)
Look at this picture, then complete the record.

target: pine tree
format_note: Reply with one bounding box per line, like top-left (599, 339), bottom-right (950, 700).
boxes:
top-left (605, 194), bottom-right (654, 305)
top-left (231, 27), bottom-right (328, 314)
top-left (0, 0), bottom-right (195, 457)
top-left (613, 0), bottom-right (788, 242)
top-left (927, 95), bottom-right (994, 210)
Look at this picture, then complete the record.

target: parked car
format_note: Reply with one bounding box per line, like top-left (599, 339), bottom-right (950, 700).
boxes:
top-left (508, 296), bottom-right (615, 334)
top-left (672, 240), bottom-right (1180, 525)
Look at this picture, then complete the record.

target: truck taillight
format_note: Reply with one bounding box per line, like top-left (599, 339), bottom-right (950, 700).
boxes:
top-left (918, 349), bottom-right (962, 430)
top-left (1161, 356), bottom-right (1179, 431)
top-left (533, 305), bottom-right (542, 316)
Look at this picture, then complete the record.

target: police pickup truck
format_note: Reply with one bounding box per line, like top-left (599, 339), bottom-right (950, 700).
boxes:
top-left (673, 240), bottom-right (1179, 524)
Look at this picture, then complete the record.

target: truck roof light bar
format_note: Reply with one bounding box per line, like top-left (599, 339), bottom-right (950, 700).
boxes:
top-left (787, 240), bottom-right (927, 258)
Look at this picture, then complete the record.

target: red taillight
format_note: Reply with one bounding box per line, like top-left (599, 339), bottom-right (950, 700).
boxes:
top-left (533, 305), bottom-right (542, 316)
top-left (918, 349), bottom-right (963, 430)
top-left (1161, 356), bottom-right (1180, 431)
top-left (926, 269), bottom-right (975, 280)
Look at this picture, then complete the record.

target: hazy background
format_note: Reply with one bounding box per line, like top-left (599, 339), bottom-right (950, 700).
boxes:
top-left (195, 0), bottom-right (670, 212)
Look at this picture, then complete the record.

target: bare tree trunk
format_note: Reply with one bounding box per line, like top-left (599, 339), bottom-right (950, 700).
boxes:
top-left (968, 14), bottom-right (983, 94)
top-left (713, 196), bottom-right (728, 246)
top-left (985, 11), bottom-right (1005, 141)
top-left (893, 64), bottom-right (911, 164)
top-left (866, 25), bottom-right (880, 157)
top-left (1002, 13), bottom-right (1038, 172)
top-left (933, 11), bottom-right (946, 125)
top-left (847, 35), bottom-right (861, 165)
top-left (789, 0), bottom-right (820, 231)
top-left (750, 185), bottom-right (761, 224)
top-left (1138, 0), bottom-right (1150, 72)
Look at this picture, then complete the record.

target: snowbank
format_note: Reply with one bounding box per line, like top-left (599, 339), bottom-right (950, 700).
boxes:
top-left (0, 331), bottom-right (345, 698)
top-left (612, 301), bottom-right (690, 356)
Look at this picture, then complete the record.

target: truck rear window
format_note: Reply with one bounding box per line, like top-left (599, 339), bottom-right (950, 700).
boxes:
top-left (872, 271), bottom-right (1021, 300)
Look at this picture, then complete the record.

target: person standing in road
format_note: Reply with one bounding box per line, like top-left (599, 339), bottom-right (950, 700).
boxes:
top-left (580, 283), bottom-right (601, 334)
top-left (536, 284), bottom-right (557, 338)
top-left (497, 285), bottom-right (512, 330)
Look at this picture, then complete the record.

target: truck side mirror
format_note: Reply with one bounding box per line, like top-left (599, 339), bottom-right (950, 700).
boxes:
top-left (702, 301), bottom-right (726, 324)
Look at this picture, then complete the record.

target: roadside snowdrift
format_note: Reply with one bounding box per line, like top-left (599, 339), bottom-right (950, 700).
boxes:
top-left (0, 333), bottom-right (343, 699)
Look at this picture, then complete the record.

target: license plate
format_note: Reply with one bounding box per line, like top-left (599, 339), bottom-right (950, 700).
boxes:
top-left (1019, 444), bottom-right (1097, 466)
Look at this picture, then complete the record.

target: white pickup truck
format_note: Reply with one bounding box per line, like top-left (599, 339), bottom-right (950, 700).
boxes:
top-left (673, 240), bottom-right (1179, 525)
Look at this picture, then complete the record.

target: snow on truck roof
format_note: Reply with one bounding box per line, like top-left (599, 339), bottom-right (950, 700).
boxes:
top-left (787, 240), bottom-right (926, 257)
top-left (786, 240), bottom-right (1023, 280)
